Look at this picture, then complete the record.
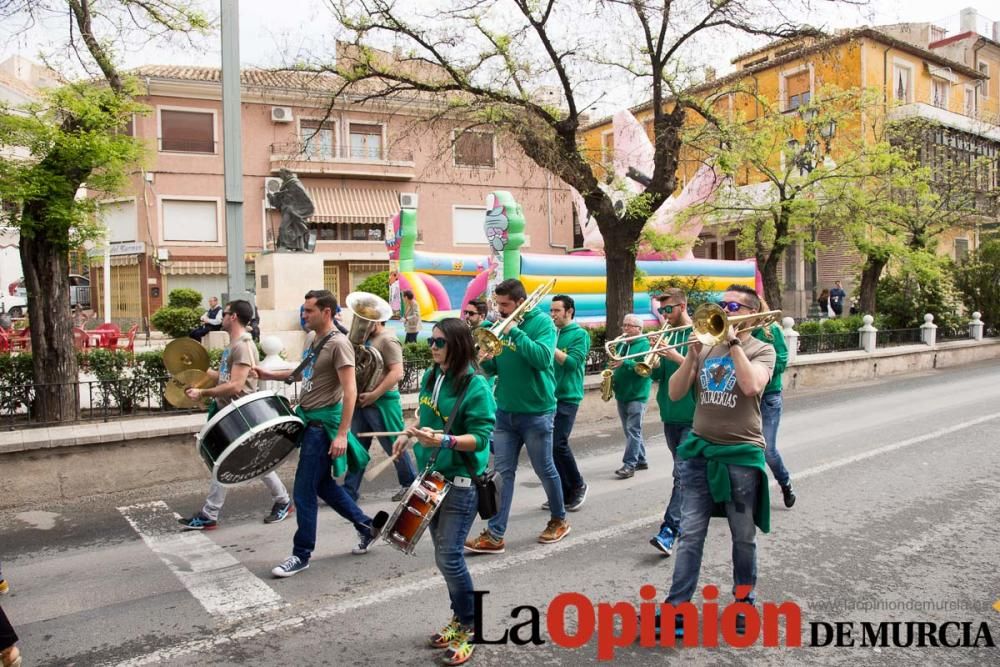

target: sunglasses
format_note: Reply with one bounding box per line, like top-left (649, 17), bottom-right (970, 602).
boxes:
top-left (718, 300), bottom-right (749, 313)
top-left (464, 311), bottom-right (479, 317)
top-left (222, 311), bottom-right (233, 317)
top-left (427, 336), bottom-right (447, 349)
top-left (657, 304), bottom-right (680, 315)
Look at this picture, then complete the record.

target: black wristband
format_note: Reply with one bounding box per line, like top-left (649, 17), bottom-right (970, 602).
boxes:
top-left (728, 337), bottom-right (741, 348)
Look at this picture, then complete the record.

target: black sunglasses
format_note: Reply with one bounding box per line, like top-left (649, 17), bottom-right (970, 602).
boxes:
top-left (464, 310), bottom-right (479, 316)
top-left (427, 336), bottom-right (447, 349)
top-left (718, 300), bottom-right (748, 313)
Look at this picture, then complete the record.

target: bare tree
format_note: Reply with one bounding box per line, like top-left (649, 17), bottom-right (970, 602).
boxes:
top-left (320, 0), bottom-right (826, 337)
top-left (0, 1), bottom-right (209, 422)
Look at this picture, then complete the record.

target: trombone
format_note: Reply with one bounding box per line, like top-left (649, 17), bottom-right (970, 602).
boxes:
top-left (689, 303), bottom-right (783, 346)
top-left (604, 322), bottom-right (694, 376)
top-left (473, 278), bottom-right (558, 356)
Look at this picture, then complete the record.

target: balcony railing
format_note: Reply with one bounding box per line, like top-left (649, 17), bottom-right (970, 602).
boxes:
top-left (270, 142), bottom-right (414, 163)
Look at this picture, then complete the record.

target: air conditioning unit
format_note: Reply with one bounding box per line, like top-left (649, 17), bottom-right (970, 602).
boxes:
top-left (264, 177), bottom-right (283, 207)
top-left (271, 106), bottom-right (294, 123)
top-left (399, 192), bottom-right (418, 209)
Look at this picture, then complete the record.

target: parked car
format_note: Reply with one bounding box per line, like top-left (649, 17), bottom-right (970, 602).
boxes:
top-left (1, 274), bottom-right (90, 317)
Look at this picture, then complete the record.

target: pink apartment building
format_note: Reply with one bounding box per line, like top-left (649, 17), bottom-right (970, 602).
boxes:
top-left (92, 65), bottom-right (575, 325)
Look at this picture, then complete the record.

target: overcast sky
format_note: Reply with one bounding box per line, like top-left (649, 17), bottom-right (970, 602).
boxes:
top-left (0, 1), bottom-right (995, 113)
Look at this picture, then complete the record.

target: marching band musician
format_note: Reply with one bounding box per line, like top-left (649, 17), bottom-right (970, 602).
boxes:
top-left (255, 290), bottom-right (378, 578)
top-left (344, 312), bottom-right (417, 503)
top-left (465, 279), bottom-right (570, 553)
top-left (393, 318), bottom-right (496, 666)
top-left (178, 300), bottom-right (292, 530)
top-left (660, 284), bottom-right (776, 638)
top-left (609, 314), bottom-right (653, 479)
top-left (549, 295), bottom-right (590, 511)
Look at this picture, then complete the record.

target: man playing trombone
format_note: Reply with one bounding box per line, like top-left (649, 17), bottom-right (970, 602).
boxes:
top-left (660, 284), bottom-right (777, 638)
top-left (465, 278), bottom-right (570, 553)
top-left (608, 314), bottom-right (653, 479)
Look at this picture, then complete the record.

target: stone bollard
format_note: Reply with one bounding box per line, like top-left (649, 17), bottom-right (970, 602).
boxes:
top-left (969, 312), bottom-right (984, 341)
top-left (920, 313), bottom-right (937, 346)
top-left (858, 314), bottom-right (877, 353)
top-left (782, 316), bottom-right (799, 364)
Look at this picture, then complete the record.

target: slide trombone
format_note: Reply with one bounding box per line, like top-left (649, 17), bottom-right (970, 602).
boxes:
top-left (473, 278), bottom-right (558, 356)
top-left (689, 303), bottom-right (783, 346)
top-left (603, 323), bottom-right (693, 368)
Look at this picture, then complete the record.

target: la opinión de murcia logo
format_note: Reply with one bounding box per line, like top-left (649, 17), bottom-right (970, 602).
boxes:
top-left (471, 586), bottom-right (997, 660)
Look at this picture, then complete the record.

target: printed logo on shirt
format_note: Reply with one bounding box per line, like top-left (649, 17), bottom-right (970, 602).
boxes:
top-left (699, 356), bottom-right (738, 408)
top-left (301, 346), bottom-right (316, 394)
top-left (219, 348), bottom-right (231, 384)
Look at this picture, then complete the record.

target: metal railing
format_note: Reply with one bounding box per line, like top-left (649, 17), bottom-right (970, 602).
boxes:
top-left (269, 142), bottom-right (414, 163)
top-left (876, 328), bottom-right (922, 348)
top-left (796, 332), bottom-right (859, 355)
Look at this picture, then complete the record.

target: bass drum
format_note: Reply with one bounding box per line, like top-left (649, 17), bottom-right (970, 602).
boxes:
top-left (196, 391), bottom-right (304, 486)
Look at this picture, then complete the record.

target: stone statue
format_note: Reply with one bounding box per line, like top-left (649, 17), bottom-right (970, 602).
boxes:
top-left (268, 169), bottom-right (315, 252)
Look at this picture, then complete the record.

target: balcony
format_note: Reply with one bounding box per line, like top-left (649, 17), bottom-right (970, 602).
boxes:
top-left (269, 142), bottom-right (416, 180)
top-left (888, 103), bottom-right (1000, 142)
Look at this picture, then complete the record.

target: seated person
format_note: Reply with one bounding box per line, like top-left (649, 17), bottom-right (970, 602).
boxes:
top-left (189, 296), bottom-right (224, 342)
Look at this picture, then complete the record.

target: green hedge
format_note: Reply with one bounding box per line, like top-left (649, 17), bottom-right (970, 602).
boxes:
top-left (356, 271), bottom-right (391, 301)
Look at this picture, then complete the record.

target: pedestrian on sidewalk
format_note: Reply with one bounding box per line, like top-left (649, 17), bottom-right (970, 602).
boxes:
top-left (256, 290), bottom-right (377, 578)
top-left (660, 284), bottom-right (776, 639)
top-left (403, 290), bottom-right (421, 344)
top-left (753, 297), bottom-right (796, 508)
top-left (549, 295), bottom-right (590, 512)
top-left (397, 318), bottom-right (497, 666)
top-left (830, 280), bottom-right (847, 317)
top-left (178, 300), bottom-right (293, 531)
top-left (465, 279), bottom-right (569, 554)
top-left (648, 289), bottom-right (696, 556)
top-left (609, 314), bottom-right (653, 479)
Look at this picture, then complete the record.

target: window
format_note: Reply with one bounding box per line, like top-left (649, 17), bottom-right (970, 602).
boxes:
top-left (954, 238), bottom-right (969, 262)
top-left (893, 64), bottom-right (913, 104)
top-left (932, 79), bottom-right (949, 109)
top-left (349, 123), bottom-right (383, 159)
top-left (980, 62), bottom-right (991, 98)
top-left (452, 205), bottom-right (489, 244)
top-left (454, 130), bottom-right (495, 168)
top-left (314, 223), bottom-right (383, 241)
top-left (784, 70), bottom-right (810, 111)
top-left (162, 199), bottom-right (218, 242)
top-left (98, 200), bottom-right (136, 243)
top-left (159, 109), bottom-right (214, 153)
top-left (600, 130), bottom-right (614, 165)
top-left (723, 239), bottom-right (737, 261)
top-left (965, 86), bottom-right (976, 116)
top-left (301, 119), bottom-right (335, 160)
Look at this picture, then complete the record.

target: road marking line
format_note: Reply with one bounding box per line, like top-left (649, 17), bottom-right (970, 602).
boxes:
top-left (110, 411), bottom-right (1000, 666)
top-left (117, 501), bottom-right (283, 622)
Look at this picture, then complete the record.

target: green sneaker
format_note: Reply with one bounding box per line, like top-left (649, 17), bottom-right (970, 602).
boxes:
top-left (442, 626), bottom-right (475, 665)
top-left (429, 617), bottom-right (461, 649)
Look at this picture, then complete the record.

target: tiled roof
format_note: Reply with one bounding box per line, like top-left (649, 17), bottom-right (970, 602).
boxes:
top-left (130, 65), bottom-right (345, 92)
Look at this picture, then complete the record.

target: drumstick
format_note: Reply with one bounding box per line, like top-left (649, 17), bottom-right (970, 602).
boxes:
top-left (356, 429), bottom-right (442, 437)
top-left (363, 441), bottom-right (412, 482)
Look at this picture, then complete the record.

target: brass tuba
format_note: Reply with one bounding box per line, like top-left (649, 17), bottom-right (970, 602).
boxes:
top-left (473, 278), bottom-right (557, 356)
top-left (600, 369), bottom-right (614, 402)
top-left (345, 291), bottom-right (394, 393)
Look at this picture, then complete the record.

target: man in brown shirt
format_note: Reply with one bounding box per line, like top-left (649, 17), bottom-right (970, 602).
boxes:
top-left (178, 300), bottom-right (292, 530)
top-left (255, 290), bottom-right (377, 578)
top-left (344, 316), bottom-right (414, 503)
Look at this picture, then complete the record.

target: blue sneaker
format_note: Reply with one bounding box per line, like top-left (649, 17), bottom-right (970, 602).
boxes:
top-left (264, 501), bottom-right (293, 524)
top-left (351, 523), bottom-right (378, 555)
top-left (178, 512), bottom-right (217, 531)
top-left (271, 555), bottom-right (309, 578)
top-left (649, 526), bottom-right (677, 556)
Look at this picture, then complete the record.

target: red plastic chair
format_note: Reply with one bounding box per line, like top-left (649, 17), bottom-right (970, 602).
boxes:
top-left (114, 324), bottom-right (138, 356)
top-left (73, 327), bottom-right (92, 352)
top-left (94, 322), bottom-right (121, 349)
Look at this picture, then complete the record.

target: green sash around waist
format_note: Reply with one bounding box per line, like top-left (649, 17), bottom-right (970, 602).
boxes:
top-left (295, 402), bottom-right (370, 477)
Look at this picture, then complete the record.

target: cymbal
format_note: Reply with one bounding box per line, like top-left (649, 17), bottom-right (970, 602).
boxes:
top-left (163, 369), bottom-right (215, 409)
top-left (163, 338), bottom-right (209, 376)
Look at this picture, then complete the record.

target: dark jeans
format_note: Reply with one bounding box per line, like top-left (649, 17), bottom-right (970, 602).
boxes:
top-left (552, 401), bottom-right (585, 498)
top-left (429, 484), bottom-right (479, 626)
top-left (292, 425), bottom-right (372, 563)
top-left (761, 392), bottom-right (791, 487)
top-left (189, 324), bottom-right (220, 342)
top-left (404, 332), bottom-right (418, 344)
top-left (0, 605), bottom-right (16, 650)
top-left (658, 423), bottom-right (691, 534)
top-left (345, 404), bottom-right (418, 499)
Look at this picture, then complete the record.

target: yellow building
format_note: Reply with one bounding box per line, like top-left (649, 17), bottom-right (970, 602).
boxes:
top-left (581, 19), bottom-right (1000, 317)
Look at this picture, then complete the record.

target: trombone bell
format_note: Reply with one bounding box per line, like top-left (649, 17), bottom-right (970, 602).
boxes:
top-left (474, 278), bottom-right (557, 356)
top-left (691, 303), bottom-right (783, 346)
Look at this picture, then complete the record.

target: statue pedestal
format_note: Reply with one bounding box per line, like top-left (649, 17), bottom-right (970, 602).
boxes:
top-left (255, 252), bottom-right (320, 361)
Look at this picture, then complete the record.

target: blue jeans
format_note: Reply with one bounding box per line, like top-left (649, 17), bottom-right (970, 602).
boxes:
top-left (429, 484), bottom-right (479, 626)
top-left (658, 423), bottom-right (691, 534)
top-left (761, 392), bottom-right (791, 487)
top-left (345, 404), bottom-right (418, 499)
top-left (617, 399), bottom-right (647, 467)
top-left (292, 425), bottom-right (372, 562)
top-left (552, 401), bottom-right (585, 498)
top-left (487, 409), bottom-right (564, 538)
top-left (666, 457), bottom-right (759, 606)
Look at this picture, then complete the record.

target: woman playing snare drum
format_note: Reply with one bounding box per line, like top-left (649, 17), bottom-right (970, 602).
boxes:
top-left (394, 318), bottom-right (496, 666)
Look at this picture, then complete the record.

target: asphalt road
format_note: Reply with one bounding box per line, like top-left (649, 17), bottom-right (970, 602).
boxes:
top-left (2, 361), bottom-right (999, 666)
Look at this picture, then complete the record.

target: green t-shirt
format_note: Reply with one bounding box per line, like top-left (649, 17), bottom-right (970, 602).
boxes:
top-left (752, 322), bottom-right (788, 394)
top-left (554, 322), bottom-right (591, 405)
top-left (480, 306), bottom-right (556, 414)
top-left (610, 336), bottom-right (652, 403)
top-left (649, 327), bottom-right (696, 424)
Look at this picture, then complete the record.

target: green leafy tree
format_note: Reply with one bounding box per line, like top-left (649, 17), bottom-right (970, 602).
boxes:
top-left (323, 0), bottom-right (818, 338)
top-left (356, 271), bottom-right (390, 301)
top-left (0, 1), bottom-right (209, 421)
top-left (953, 240), bottom-right (1000, 331)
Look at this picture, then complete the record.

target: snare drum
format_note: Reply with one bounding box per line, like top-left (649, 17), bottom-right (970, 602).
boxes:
top-left (196, 391), bottom-right (305, 486)
top-left (382, 470), bottom-right (451, 555)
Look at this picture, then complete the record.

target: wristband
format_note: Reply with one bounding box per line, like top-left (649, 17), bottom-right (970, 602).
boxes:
top-left (727, 337), bottom-right (741, 348)
top-left (440, 434), bottom-right (455, 449)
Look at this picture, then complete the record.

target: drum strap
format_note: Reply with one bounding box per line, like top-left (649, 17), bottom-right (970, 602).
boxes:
top-left (284, 330), bottom-right (336, 385)
top-left (426, 373), bottom-right (470, 468)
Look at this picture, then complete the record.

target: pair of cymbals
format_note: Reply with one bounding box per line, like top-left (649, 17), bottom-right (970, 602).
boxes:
top-left (164, 369), bottom-right (216, 409)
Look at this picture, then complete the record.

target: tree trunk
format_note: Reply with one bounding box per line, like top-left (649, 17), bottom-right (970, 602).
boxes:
top-left (20, 233), bottom-right (79, 423)
top-left (858, 255), bottom-right (886, 315)
top-left (759, 250), bottom-right (783, 312)
top-left (599, 212), bottom-right (642, 340)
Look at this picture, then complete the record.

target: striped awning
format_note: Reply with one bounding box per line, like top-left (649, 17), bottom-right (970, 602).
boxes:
top-left (159, 260), bottom-right (228, 275)
top-left (309, 188), bottom-right (399, 224)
